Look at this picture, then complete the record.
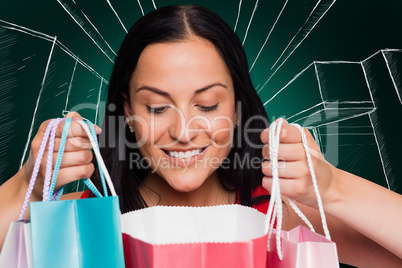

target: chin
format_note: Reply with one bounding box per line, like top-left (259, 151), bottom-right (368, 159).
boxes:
top-left (165, 171), bottom-right (208, 193)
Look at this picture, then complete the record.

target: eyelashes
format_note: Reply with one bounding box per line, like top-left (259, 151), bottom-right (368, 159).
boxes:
top-left (146, 104), bottom-right (219, 114)
top-left (198, 104), bottom-right (218, 112)
top-left (146, 105), bottom-right (169, 114)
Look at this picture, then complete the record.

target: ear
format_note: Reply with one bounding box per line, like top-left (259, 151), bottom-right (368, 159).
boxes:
top-left (234, 112), bottom-right (238, 127)
top-left (122, 93), bottom-right (133, 124)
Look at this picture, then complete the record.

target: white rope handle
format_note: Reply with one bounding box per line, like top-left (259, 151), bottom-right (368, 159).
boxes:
top-left (263, 119), bottom-right (286, 259)
top-left (263, 118), bottom-right (331, 260)
top-left (291, 123), bottom-right (331, 240)
top-left (287, 199), bottom-right (315, 232)
top-left (76, 120), bottom-right (117, 197)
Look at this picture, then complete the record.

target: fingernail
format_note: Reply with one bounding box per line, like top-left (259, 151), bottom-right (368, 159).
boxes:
top-left (280, 128), bottom-right (286, 138)
top-left (95, 125), bottom-right (102, 134)
top-left (72, 116), bottom-right (81, 121)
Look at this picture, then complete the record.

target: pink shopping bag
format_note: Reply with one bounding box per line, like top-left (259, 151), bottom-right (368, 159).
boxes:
top-left (266, 226), bottom-right (339, 268)
top-left (121, 205), bottom-right (268, 268)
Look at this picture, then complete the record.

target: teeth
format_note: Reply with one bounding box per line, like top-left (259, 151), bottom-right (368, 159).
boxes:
top-left (168, 149), bottom-right (201, 158)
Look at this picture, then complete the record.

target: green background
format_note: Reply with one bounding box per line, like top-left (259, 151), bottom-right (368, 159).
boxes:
top-left (0, 1), bottom-right (401, 266)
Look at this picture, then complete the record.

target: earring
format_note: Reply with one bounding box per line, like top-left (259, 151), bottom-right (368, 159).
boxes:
top-left (129, 125), bottom-right (135, 132)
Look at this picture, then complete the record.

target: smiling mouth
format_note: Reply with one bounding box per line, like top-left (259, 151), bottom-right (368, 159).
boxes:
top-left (162, 146), bottom-right (208, 159)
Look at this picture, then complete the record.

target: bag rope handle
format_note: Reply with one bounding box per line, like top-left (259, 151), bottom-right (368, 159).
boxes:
top-left (263, 118), bottom-right (331, 260)
top-left (42, 118), bottom-right (63, 201)
top-left (18, 118), bottom-right (115, 220)
top-left (45, 119), bottom-right (105, 200)
top-left (45, 118), bottom-right (71, 200)
top-left (84, 120), bottom-right (108, 197)
top-left (76, 120), bottom-right (117, 197)
top-left (46, 119), bottom-right (116, 199)
top-left (19, 119), bottom-right (60, 220)
top-left (292, 123), bottom-right (331, 239)
top-left (45, 118), bottom-right (71, 201)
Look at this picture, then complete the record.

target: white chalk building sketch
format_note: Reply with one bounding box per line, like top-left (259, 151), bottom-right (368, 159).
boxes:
top-left (264, 51), bottom-right (402, 191)
top-left (0, 0), bottom-right (401, 195)
top-left (0, 21), bottom-right (107, 190)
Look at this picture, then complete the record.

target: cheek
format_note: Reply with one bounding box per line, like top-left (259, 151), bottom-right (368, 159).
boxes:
top-left (209, 115), bottom-right (235, 147)
top-left (133, 112), bottom-right (170, 149)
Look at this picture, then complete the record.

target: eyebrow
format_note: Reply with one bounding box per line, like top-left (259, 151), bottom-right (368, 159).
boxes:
top-left (136, 83), bottom-right (227, 96)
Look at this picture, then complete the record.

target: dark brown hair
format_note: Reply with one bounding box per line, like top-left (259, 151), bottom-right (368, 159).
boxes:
top-left (94, 5), bottom-right (269, 212)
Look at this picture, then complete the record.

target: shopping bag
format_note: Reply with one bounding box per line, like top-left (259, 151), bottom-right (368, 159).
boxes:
top-left (266, 226), bottom-right (339, 268)
top-left (0, 219), bottom-right (33, 268)
top-left (0, 118), bottom-right (125, 268)
top-left (0, 118), bottom-right (64, 268)
top-left (121, 205), bottom-right (268, 268)
top-left (264, 119), bottom-right (339, 268)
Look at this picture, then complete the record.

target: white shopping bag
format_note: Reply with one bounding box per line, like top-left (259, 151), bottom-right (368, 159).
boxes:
top-left (0, 219), bottom-right (33, 268)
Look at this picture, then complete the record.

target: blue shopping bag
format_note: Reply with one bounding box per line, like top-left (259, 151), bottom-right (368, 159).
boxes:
top-left (30, 196), bottom-right (123, 268)
top-left (20, 118), bottom-right (124, 268)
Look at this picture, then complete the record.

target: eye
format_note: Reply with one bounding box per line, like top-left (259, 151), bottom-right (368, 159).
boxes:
top-left (198, 104), bottom-right (219, 113)
top-left (146, 105), bottom-right (169, 114)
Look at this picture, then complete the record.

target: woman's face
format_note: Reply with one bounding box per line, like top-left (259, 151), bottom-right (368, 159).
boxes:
top-left (125, 37), bottom-right (237, 193)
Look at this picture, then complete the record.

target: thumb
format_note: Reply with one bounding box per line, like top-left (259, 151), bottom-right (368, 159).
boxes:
top-left (65, 111), bottom-right (102, 135)
top-left (65, 111), bottom-right (83, 121)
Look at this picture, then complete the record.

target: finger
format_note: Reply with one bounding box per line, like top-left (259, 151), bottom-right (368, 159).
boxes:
top-left (278, 123), bottom-right (303, 144)
top-left (65, 111), bottom-right (102, 134)
top-left (58, 163), bottom-right (95, 180)
top-left (41, 150), bottom-right (93, 169)
top-left (260, 119), bottom-right (292, 144)
top-left (261, 121), bottom-right (319, 151)
top-left (262, 161), bottom-right (310, 179)
top-left (57, 150), bottom-right (93, 168)
top-left (279, 124), bottom-right (319, 151)
top-left (55, 118), bottom-right (101, 139)
top-left (282, 125), bottom-right (322, 153)
top-left (48, 137), bottom-right (93, 152)
top-left (260, 127), bottom-right (270, 144)
top-left (262, 176), bottom-right (273, 192)
top-left (262, 176), bottom-right (314, 201)
top-left (262, 143), bottom-right (307, 161)
top-left (37, 119), bottom-right (54, 134)
top-left (52, 164), bottom-right (95, 189)
top-left (64, 111), bottom-right (101, 135)
top-left (55, 120), bottom-right (95, 138)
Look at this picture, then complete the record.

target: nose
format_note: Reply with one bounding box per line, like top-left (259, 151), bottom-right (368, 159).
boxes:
top-left (168, 106), bottom-right (200, 143)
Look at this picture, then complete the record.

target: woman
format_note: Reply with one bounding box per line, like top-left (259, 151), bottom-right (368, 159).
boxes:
top-left (89, 3), bottom-right (270, 212)
top-left (1, 5), bottom-right (401, 267)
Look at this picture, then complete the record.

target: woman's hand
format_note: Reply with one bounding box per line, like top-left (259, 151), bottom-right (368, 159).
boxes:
top-left (23, 111), bottom-right (101, 201)
top-left (0, 111), bottom-right (101, 249)
top-left (260, 119), bottom-right (402, 263)
top-left (260, 119), bottom-right (337, 208)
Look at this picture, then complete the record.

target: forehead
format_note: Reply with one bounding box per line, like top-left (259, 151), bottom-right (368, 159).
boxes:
top-left (129, 37), bottom-right (233, 96)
